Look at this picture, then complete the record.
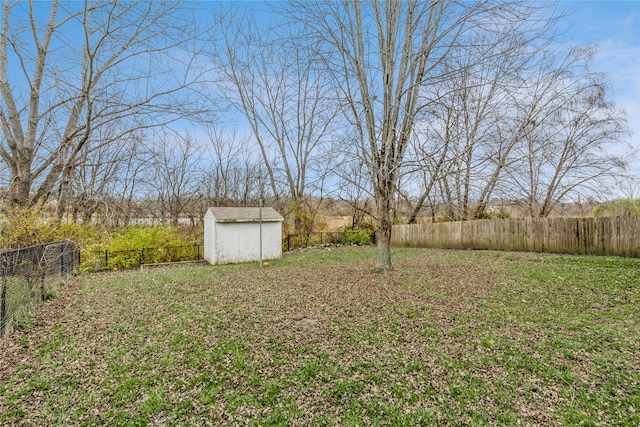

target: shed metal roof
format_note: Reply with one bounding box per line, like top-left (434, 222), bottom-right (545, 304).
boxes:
top-left (206, 207), bottom-right (284, 223)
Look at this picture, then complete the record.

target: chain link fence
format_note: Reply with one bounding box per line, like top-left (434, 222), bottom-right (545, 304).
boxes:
top-left (1, 240), bottom-right (79, 339)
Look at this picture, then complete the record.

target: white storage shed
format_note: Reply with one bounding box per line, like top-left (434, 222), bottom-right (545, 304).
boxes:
top-left (204, 207), bottom-right (284, 265)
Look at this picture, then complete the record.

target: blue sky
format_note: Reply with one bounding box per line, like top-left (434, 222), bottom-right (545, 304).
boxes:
top-left (3, 1), bottom-right (638, 186)
top-left (559, 0), bottom-right (640, 173)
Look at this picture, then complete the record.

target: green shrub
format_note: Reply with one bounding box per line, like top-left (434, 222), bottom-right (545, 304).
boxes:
top-left (592, 199), bottom-right (640, 217)
top-left (288, 200), bottom-right (317, 234)
top-left (110, 225), bottom-right (186, 250)
top-left (0, 211), bottom-right (201, 272)
top-left (0, 208), bottom-right (102, 250)
top-left (341, 226), bottom-right (374, 245)
top-left (81, 225), bottom-right (198, 271)
top-left (474, 208), bottom-right (510, 220)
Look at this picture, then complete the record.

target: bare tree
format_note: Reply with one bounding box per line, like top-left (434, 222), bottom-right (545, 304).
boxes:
top-left (105, 136), bottom-right (154, 227)
top-left (397, 4), bottom-right (563, 222)
top-left (59, 127), bottom-right (144, 223)
top-left (216, 9), bottom-right (339, 231)
top-left (336, 154), bottom-right (376, 228)
top-left (505, 48), bottom-right (633, 217)
top-left (396, 5), bottom-right (631, 221)
top-left (148, 130), bottom-right (203, 226)
top-left (0, 0), bottom-right (211, 211)
top-left (201, 126), bottom-right (268, 209)
top-left (617, 175), bottom-right (640, 200)
top-left (400, 125), bottom-right (450, 224)
top-left (287, 0), bottom-right (490, 270)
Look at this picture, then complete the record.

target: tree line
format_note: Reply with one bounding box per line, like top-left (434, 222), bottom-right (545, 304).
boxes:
top-left (1, 0), bottom-right (637, 269)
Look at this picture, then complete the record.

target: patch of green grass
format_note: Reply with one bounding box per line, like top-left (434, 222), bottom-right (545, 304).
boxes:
top-left (0, 247), bottom-right (638, 425)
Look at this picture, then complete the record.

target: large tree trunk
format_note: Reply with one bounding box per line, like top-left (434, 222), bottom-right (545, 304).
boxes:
top-left (5, 174), bottom-right (32, 210)
top-left (375, 194), bottom-right (393, 271)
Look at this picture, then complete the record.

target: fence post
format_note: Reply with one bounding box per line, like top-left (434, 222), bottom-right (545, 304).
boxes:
top-left (1, 256), bottom-right (7, 338)
top-left (105, 249), bottom-right (109, 269)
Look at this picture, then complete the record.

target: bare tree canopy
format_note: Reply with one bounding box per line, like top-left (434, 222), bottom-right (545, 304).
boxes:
top-left (283, 1), bottom-right (568, 269)
top-left (214, 8), bottom-right (340, 231)
top-left (0, 0), bottom-right (212, 211)
top-left (400, 12), bottom-right (632, 221)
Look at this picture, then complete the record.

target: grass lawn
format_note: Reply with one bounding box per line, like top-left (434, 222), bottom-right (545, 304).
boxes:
top-left (0, 247), bottom-right (638, 426)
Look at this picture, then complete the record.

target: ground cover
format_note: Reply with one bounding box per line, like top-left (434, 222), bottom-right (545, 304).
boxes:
top-left (0, 247), bottom-right (638, 426)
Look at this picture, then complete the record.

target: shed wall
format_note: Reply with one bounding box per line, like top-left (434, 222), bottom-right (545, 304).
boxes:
top-left (214, 222), bottom-right (282, 264)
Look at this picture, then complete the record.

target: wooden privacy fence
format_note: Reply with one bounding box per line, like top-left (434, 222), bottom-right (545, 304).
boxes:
top-left (391, 216), bottom-right (640, 257)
